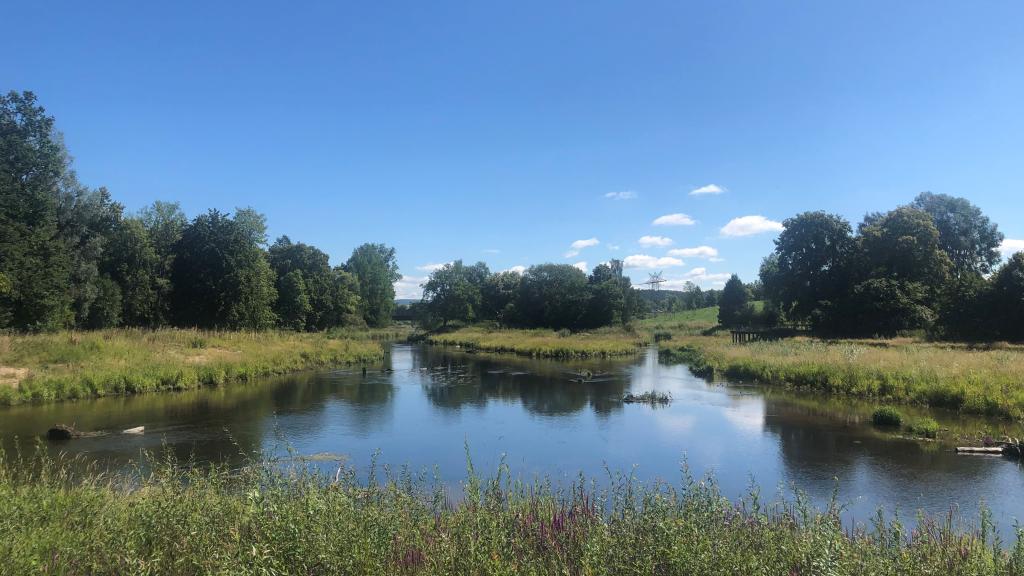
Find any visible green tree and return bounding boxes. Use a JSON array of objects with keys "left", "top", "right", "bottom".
[
  {"left": 990, "top": 253, "right": 1024, "bottom": 341},
  {"left": 517, "top": 264, "right": 590, "bottom": 329},
  {"left": 277, "top": 270, "right": 312, "bottom": 331},
  {"left": 763, "top": 211, "right": 854, "bottom": 324},
  {"left": 85, "top": 276, "right": 123, "bottom": 329},
  {"left": 345, "top": 243, "right": 400, "bottom": 327},
  {"left": 0, "top": 91, "right": 73, "bottom": 331},
  {"left": 421, "top": 260, "right": 489, "bottom": 327},
  {"left": 480, "top": 271, "right": 522, "bottom": 325},
  {"left": 139, "top": 201, "right": 187, "bottom": 324},
  {"left": 584, "top": 260, "right": 637, "bottom": 327},
  {"left": 718, "top": 274, "right": 750, "bottom": 328},
  {"left": 101, "top": 217, "right": 160, "bottom": 326},
  {"left": 910, "top": 192, "right": 1003, "bottom": 277},
  {"left": 170, "top": 210, "right": 277, "bottom": 329}
]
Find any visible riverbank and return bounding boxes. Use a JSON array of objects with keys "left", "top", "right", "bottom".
[
  {"left": 0, "top": 451, "right": 1018, "bottom": 575},
  {"left": 645, "top": 308, "right": 1024, "bottom": 419},
  {"left": 423, "top": 326, "right": 647, "bottom": 358},
  {"left": 0, "top": 328, "right": 403, "bottom": 405}
]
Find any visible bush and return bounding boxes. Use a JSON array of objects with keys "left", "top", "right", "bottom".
[
  {"left": 872, "top": 406, "right": 903, "bottom": 427},
  {"left": 906, "top": 418, "right": 940, "bottom": 438},
  {"left": 653, "top": 330, "right": 672, "bottom": 342}
]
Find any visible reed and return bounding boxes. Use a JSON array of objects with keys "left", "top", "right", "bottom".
[
  {"left": 0, "top": 448, "right": 1020, "bottom": 575},
  {"left": 0, "top": 328, "right": 394, "bottom": 405}
]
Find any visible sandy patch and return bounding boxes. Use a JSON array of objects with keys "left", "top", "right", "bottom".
[{"left": 0, "top": 366, "right": 29, "bottom": 389}]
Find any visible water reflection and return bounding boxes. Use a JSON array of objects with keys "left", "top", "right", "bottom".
[{"left": 1, "top": 343, "right": 1022, "bottom": 534}]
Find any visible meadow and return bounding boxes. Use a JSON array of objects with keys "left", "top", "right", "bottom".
[
  {"left": 0, "top": 449, "right": 1019, "bottom": 575},
  {"left": 0, "top": 328, "right": 400, "bottom": 405},
  {"left": 424, "top": 326, "right": 647, "bottom": 358},
  {"left": 646, "top": 307, "right": 1024, "bottom": 419}
]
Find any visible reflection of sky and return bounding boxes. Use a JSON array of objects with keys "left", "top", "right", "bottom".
[{"left": 3, "top": 343, "right": 1024, "bottom": 537}]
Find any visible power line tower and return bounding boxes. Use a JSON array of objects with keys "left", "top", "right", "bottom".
[{"left": 643, "top": 271, "right": 666, "bottom": 291}]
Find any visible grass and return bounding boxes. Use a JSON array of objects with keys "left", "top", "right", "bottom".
[
  {"left": 424, "top": 326, "right": 648, "bottom": 358},
  {"left": 1, "top": 448, "right": 1021, "bottom": 575},
  {"left": 907, "top": 417, "right": 941, "bottom": 439},
  {"left": 0, "top": 328, "right": 401, "bottom": 405},
  {"left": 656, "top": 323, "right": 1024, "bottom": 419},
  {"left": 872, "top": 407, "right": 904, "bottom": 427}
]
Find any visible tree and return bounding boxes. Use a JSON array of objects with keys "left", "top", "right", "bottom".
[
  {"left": 480, "top": 271, "right": 522, "bottom": 324},
  {"left": 0, "top": 91, "right": 73, "bottom": 330},
  {"left": 345, "top": 243, "right": 401, "bottom": 327},
  {"left": 990, "top": 253, "right": 1024, "bottom": 341},
  {"left": 139, "top": 201, "right": 187, "bottom": 324},
  {"left": 517, "top": 264, "right": 590, "bottom": 329},
  {"left": 583, "top": 260, "right": 637, "bottom": 327},
  {"left": 718, "top": 274, "right": 750, "bottom": 328},
  {"left": 170, "top": 209, "right": 277, "bottom": 329},
  {"left": 764, "top": 211, "right": 854, "bottom": 324},
  {"left": 102, "top": 217, "right": 160, "bottom": 326},
  {"left": 421, "top": 260, "right": 489, "bottom": 327},
  {"left": 277, "top": 270, "right": 312, "bottom": 331},
  {"left": 910, "top": 192, "right": 1003, "bottom": 277}
]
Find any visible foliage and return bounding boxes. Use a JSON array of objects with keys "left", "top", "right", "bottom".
[
  {"left": 0, "top": 450, "right": 1021, "bottom": 575},
  {"left": 717, "top": 275, "right": 751, "bottom": 328},
  {"left": 346, "top": 243, "right": 401, "bottom": 328},
  {"left": 425, "top": 327, "right": 646, "bottom": 358},
  {"left": 906, "top": 417, "right": 940, "bottom": 439},
  {"left": 990, "top": 253, "right": 1024, "bottom": 342},
  {"left": 871, "top": 407, "right": 903, "bottom": 427},
  {"left": 276, "top": 270, "right": 312, "bottom": 331},
  {"left": 421, "top": 260, "right": 489, "bottom": 327},
  {"left": 911, "top": 191, "right": 1004, "bottom": 277},
  {"left": 0, "top": 328, "right": 388, "bottom": 405},
  {"left": 657, "top": 334, "right": 1024, "bottom": 419}
]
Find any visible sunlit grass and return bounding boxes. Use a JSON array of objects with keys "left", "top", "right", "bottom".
[
  {"left": 0, "top": 328, "right": 400, "bottom": 405},
  {"left": 425, "top": 326, "right": 647, "bottom": 358},
  {"left": 659, "top": 332, "right": 1024, "bottom": 419},
  {"left": 0, "top": 448, "right": 1020, "bottom": 575}
]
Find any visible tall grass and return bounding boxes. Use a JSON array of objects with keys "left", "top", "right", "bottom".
[
  {"left": 0, "top": 448, "right": 1020, "bottom": 575},
  {"left": 425, "top": 327, "right": 647, "bottom": 358},
  {"left": 0, "top": 328, "right": 394, "bottom": 405},
  {"left": 660, "top": 334, "right": 1024, "bottom": 419}
]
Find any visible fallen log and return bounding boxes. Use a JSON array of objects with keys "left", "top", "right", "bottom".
[{"left": 955, "top": 446, "right": 1005, "bottom": 454}]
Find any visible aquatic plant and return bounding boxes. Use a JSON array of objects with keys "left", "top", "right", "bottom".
[
  {"left": 906, "top": 418, "right": 940, "bottom": 439},
  {"left": 0, "top": 448, "right": 1021, "bottom": 575},
  {"left": 872, "top": 407, "right": 903, "bottom": 427}
]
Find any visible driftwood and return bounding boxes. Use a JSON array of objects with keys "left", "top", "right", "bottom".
[
  {"left": 956, "top": 438, "right": 1023, "bottom": 458},
  {"left": 955, "top": 446, "right": 1005, "bottom": 454}
]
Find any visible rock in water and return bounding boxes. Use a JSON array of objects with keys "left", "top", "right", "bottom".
[{"left": 47, "top": 424, "right": 78, "bottom": 441}]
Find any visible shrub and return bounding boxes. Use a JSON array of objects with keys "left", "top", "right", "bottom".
[
  {"left": 653, "top": 330, "right": 673, "bottom": 342},
  {"left": 907, "top": 417, "right": 940, "bottom": 439},
  {"left": 872, "top": 406, "right": 903, "bottom": 427}
]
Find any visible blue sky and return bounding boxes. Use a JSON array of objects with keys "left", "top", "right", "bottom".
[{"left": 5, "top": 1, "right": 1023, "bottom": 298}]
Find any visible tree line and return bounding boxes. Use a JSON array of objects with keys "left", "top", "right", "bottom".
[
  {"left": 416, "top": 260, "right": 640, "bottom": 330},
  {"left": 0, "top": 91, "right": 401, "bottom": 332},
  {"left": 717, "top": 191, "right": 1023, "bottom": 340}
]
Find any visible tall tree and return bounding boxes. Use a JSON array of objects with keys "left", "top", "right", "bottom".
[
  {"left": 517, "top": 264, "right": 590, "bottom": 329},
  {"left": 0, "top": 91, "right": 73, "bottom": 330},
  {"left": 718, "top": 274, "right": 751, "bottom": 328},
  {"left": 170, "top": 210, "right": 277, "bottom": 329},
  {"left": 277, "top": 270, "right": 312, "bottom": 331},
  {"left": 101, "top": 217, "right": 160, "bottom": 326},
  {"left": 480, "top": 271, "right": 522, "bottom": 325},
  {"left": 910, "top": 192, "right": 1003, "bottom": 277},
  {"left": 139, "top": 201, "right": 187, "bottom": 324},
  {"left": 990, "top": 253, "right": 1024, "bottom": 341},
  {"left": 345, "top": 243, "right": 400, "bottom": 327},
  {"left": 421, "top": 260, "right": 489, "bottom": 327},
  {"left": 763, "top": 211, "right": 854, "bottom": 324}
]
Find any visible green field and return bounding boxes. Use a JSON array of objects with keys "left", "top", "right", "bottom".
[
  {"left": 0, "top": 328, "right": 400, "bottom": 405},
  {"left": 0, "top": 450, "right": 1019, "bottom": 575},
  {"left": 424, "top": 326, "right": 647, "bottom": 358}
]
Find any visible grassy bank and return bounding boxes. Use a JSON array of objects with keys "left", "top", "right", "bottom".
[
  {"left": 1, "top": 451, "right": 1020, "bottom": 575},
  {"left": 655, "top": 324, "right": 1024, "bottom": 419},
  {"left": 0, "top": 328, "right": 400, "bottom": 405},
  {"left": 424, "top": 326, "right": 647, "bottom": 358}
]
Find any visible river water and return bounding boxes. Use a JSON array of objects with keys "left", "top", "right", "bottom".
[{"left": 2, "top": 343, "right": 1022, "bottom": 533}]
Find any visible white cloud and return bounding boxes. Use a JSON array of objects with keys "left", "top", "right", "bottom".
[
  {"left": 565, "top": 237, "right": 599, "bottom": 258},
  {"left": 416, "top": 262, "right": 451, "bottom": 272},
  {"left": 639, "top": 235, "right": 673, "bottom": 247},
  {"left": 690, "top": 184, "right": 725, "bottom": 196},
  {"left": 651, "top": 267, "right": 733, "bottom": 290},
  {"left": 623, "top": 254, "right": 684, "bottom": 269},
  {"left": 652, "top": 213, "right": 696, "bottom": 226},
  {"left": 573, "top": 261, "right": 588, "bottom": 272},
  {"left": 393, "top": 274, "right": 426, "bottom": 300},
  {"left": 1000, "top": 239, "right": 1024, "bottom": 258},
  {"left": 668, "top": 245, "right": 719, "bottom": 259},
  {"left": 608, "top": 244, "right": 621, "bottom": 251},
  {"left": 506, "top": 265, "right": 527, "bottom": 274},
  {"left": 604, "top": 190, "right": 637, "bottom": 200},
  {"left": 720, "top": 215, "right": 783, "bottom": 237},
  {"left": 482, "top": 248, "right": 501, "bottom": 254}
]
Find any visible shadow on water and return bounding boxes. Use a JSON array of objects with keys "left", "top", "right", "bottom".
[{"left": 1, "top": 342, "right": 1023, "bottom": 535}]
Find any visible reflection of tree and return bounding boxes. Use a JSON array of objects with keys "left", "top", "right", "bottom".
[{"left": 415, "top": 346, "right": 629, "bottom": 416}]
